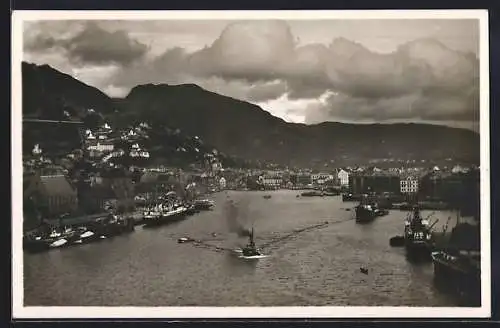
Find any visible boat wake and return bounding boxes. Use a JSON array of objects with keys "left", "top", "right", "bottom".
[{"left": 238, "top": 254, "right": 269, "bottom": 259}]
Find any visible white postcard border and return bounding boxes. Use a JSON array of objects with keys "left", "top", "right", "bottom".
[{"left": 11, "top": 9, "right": 491, "bottom": 319}]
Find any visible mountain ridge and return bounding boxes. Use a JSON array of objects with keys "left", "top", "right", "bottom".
[{"left": 21, "top": 61, "right": 480, "bottom": 167}]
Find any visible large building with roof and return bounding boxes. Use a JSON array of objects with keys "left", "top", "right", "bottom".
[{"left": 38, "top": 174, "right": 78, "bottom": 216}]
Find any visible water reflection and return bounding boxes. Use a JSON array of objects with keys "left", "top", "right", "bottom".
[{"left": 24, "top": 191, "right": 463, "bottom": 307}]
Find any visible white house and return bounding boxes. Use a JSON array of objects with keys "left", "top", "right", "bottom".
[
  {"left": 32, "top": 144, "right": 42, "bottom": 156},
  {"left": 219, "top": 177, "right": 227, "bottom": 189},
  {"left": 260, "top": 175, "right": 282, "bottom": 187},
  {"left": 452, "top": 165, "right": 468, "bottom": 174},
  {"left": 400, "top": 176, "right": 419, "bottom": 194},
  {"left": 140, "top": 151, "right": 150, "bottom": 158},
  {"left": 311, "top": 173, "right": 333, "bottom": 185},
  {"left": 337, "top": 169, "right": 350, "bottom": 186},
  {"left": 87, "top": 142, "right": 114, "bottom": 152}
]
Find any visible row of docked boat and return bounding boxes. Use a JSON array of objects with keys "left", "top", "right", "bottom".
[
  {"left": 23, "top": 214, "right": 135, "bottom": 253},
  {"left": 142, "top": 198, "right": 215, "bottom": 227}
]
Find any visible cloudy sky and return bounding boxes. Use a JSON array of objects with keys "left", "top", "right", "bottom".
[{"left": 23, "top": 19, "right": 480, "bottom": 131}]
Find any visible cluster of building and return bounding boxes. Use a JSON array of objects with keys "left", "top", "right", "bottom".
[
  {"left": 22, "top": 112, "right": 480, "bottom": 229},
  {"left": 22, "top": 118, "right": 233, "bottom": 230},
  {"left": 218, "top": 164, "right": 479, "bottom": 202}
]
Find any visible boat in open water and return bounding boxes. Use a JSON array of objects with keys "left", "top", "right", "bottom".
[{"left": 234, "top": 227, "right": 267, "bottom": 259}]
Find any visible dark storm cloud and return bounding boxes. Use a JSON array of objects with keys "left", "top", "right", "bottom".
[
  {"left": 23, "top": 19, "right": 480, "bottom": 128},
  {"left": 25, "top": 22, "right": 148, "bottom": 66}
]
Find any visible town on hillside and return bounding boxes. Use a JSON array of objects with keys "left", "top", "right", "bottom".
[{"left": 23, "top": 115, "right": 480, "bottom": 231}]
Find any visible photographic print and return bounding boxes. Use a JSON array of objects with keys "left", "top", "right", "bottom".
[{"left": 11, "top": 10, "right": 490, "bottom": 318}]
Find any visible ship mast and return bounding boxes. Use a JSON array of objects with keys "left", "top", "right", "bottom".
[{"left": 249, "top": 225, "right": 255, "bottom": 247}]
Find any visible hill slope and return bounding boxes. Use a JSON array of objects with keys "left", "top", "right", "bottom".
[
  {"left": 21, "top": 62, "right": 480, "bottom": 166},
  {"left": 120, "top": 83, "right": 479, "bottom": 166}
]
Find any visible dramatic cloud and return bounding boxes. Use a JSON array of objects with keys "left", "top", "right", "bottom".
[
  {"left": 22, "top": 19, "right": 480, "bottom": 130},
  {"left": 25, "top": 22, "right": 148, "bottom": 66}
]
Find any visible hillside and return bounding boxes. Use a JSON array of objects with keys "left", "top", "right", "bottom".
[
  {"left": 22, "top": 62, "right": 116, "bottom": 119},
  {"left": 120, "top": 84, "right": 479, "bottom": 166},
  {"left": 21, "top": 62, "right": 480, "bottom": 167}
]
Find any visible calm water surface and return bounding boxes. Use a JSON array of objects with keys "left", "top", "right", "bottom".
[{"left": 24, "top": 190, "right": 460, "bottom": 306}]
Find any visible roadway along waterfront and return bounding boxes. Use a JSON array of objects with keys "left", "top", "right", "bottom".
[{"left": 24, "top": 190, "right": 462, "bottom": 306}]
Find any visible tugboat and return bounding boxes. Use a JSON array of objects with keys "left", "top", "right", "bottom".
[
  {"left": 237, "top": 227, "right": 266, "bottom": 259},
  {"left": 404, "top": 206, "right": 433, "bottom": 255}
]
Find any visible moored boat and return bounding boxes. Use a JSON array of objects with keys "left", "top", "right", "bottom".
[
  {"left": 301, "top": 190, "right": 324, "bottom": 197},
  {"left": 355, "top": 203, "right": 377, "bottom": 223},
  {"left": 431, "top": 249, "right": 481, "bottom": 305},
  {"left": 431, "top": 214, "right": 481, "bottom": 305},
  {"left": 143, "top": 205, "right": 188, "bottom": 227},
  {"left": 193, "top": 199, "right": 215, "bottom": 211},
  {"left": 403, "top": 206, "right": 434, "bottom": 256}
]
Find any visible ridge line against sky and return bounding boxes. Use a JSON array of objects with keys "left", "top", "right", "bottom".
[{"left": 22, "top": 19, "right": 480, "bottom": 132}]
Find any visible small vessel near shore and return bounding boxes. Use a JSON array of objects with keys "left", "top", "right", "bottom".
[
  {"left": 355, "top": 203, "right": 377, "bottom": 223},
  {"left": 193, "top": 199, "right": 215, "bottom": 211},
  {"left": 301, "top": 190, "right": 324, "bottom": 197},
  {"left": 143, "top": 203, "right": 188, "bottom": 227},
  {"left": 342, "top": 193, "right": 363, "bottom": 202},
  {"left": 354, "top": 194, "right": 389, "bottom": 223},
  {"left": 24, "top": 226, "right": 86, "bottom": 252},
  {"left": 90, "top": 214, "right": 135, "bottom": 236}
]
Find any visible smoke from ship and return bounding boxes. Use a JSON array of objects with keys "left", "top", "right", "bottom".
[{"left": 224, "top": 196, "right": 252, "bottom": 238}]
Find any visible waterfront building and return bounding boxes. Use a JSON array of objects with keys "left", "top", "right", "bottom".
[
  {"left": 349, "top": 171, "right": 401, "bottom": 194},
  {"left": 219, "top": 177, "right": 227, "bottom": 190},
  {"left": 337, "top": 169, "right": 350, "bottom": 187},
  {"left": 311, "top": 172, "right": 334, "bottom": 185},
  {"left": 290, "top": 172, "right": 312, "bottom": 186},
  {"left": 260, "top": 173, "right": 283, "bottom": 188},
  {"left": 39, "top": 174, "right": 79, "bottom": 216},
  {"left": 400, "top": 175, "right": 419, "bottom": 194},
  {"left": 32, "top": 144, "right": 42, "bottom": 156}
]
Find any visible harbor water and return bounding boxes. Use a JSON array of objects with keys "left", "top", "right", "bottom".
[{"left": 24, "top": 190, "right": 464, "bottom": 306}]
